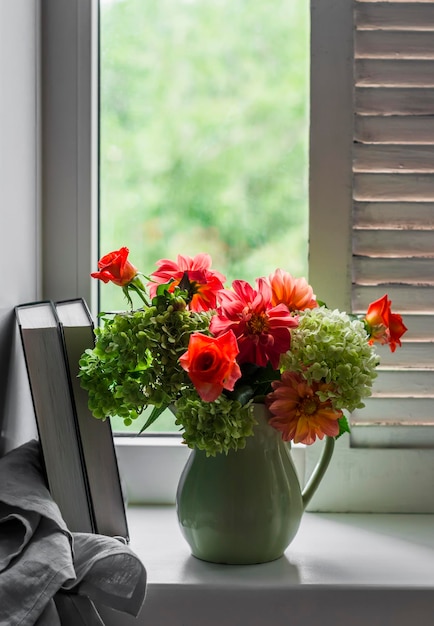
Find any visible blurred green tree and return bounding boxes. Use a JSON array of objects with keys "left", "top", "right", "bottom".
[{"left": 100, "top": 0, "right": 309, "bottom": 313}]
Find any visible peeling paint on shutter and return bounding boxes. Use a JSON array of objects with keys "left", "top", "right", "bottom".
[{"left": 351, "top": 0, "right": 434, "bottom": 447}]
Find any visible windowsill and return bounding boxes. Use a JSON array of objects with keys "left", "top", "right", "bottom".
[
  {"left": 115, "top": 437, "right": 305, "bottom": 505},
  {"left": 99, "top": 506, "right": 434, "bottom": 626}
]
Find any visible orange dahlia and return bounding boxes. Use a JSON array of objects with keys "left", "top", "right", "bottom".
[
  {"left": 266, "top": 371, "right": 342, "bottom": 445},
  {"left": 267, "top": 268, "right": 317, "bottom": 312}
]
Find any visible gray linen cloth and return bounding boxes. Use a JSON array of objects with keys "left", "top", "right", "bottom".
[{"left": 0, "top": 440, "right": 146, "bottom": 626}]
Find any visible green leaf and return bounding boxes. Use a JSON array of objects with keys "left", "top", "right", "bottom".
[
  {"left": 138, "top": 404, "right": 169, "bottom": 434},
  {"left": 336, "top": 415, "right": 351, "bottom": 439},
  {"left": 226, "top": 384, "right": 255, "bottom": 406},
  {"left": 156, "top": 282, "right": 172, "bottom": 297},
  {"left": 235, "top": 362, "right": 280, "bottom": 398}
]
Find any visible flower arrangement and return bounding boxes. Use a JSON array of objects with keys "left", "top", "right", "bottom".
[{"left": 79, "top": 247, "right": 407, "bottom": 456}]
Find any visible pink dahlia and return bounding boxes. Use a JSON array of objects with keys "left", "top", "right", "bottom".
[
  {"left": 148, "top": 253, "right": 226, "bottom": 312},
  {"left": 210, "top": 278, "right": 298, "bottom": 369}
]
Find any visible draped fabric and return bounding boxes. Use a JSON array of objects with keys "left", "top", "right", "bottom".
[{"left": 0, "top": 440, "right": 146, "bottom": 626}]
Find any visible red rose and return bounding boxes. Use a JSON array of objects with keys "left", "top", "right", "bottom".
[
  {"left": 91, "top": 247, "right": 138, "bottom": 286},
  {"left": 364, "top": 295, "right": 407, "bottom": 353},
  {"left": 179, "top": 331, "right": 242, "bottom": 402}
]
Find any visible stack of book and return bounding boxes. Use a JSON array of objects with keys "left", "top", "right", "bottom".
[{"left": 15, "top": 298, "right": 129, "bottom": 542}]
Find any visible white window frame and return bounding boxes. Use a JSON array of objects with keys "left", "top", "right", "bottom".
[
  {"left": 40, "top": 0, "right": 98, "bottom": 307},
  {"left": 41, "top": 0, "right": 434, "bottom": 512}
]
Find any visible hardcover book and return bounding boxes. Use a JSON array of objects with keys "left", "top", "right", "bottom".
[
  {"left": 55, "top": 298, "right": 129, "bottom": 541},
  {"left": 16, "top": 301, "right": 94, "bottom": 533},
  {"left": 16, "top": 299, "right": 129, "bottom": 541}
]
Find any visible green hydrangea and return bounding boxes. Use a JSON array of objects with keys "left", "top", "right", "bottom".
[
  {"left": 281, "top": 307, "right": 380, "bottom": 412},
  {"left": 79, "top": 289, "right": 211, "bottom": 425},
  {"left": 174, "top": 391, "right": 257, "bottom": 456}
]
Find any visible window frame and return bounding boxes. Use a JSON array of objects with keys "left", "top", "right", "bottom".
[
  {"left": 40, "top": 0, "right": 99, "bottom": 308},
  {"left": 41, "top": 0, "right": 434, "bottom": 512}
]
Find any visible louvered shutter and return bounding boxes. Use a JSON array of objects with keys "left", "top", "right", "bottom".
[{"left": 351, "top": 0, "right": 434, "bottom": 446}]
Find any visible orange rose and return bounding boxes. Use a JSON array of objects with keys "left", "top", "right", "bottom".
[
  {"left": 364, "top": 295, "right": 407, "bottom": 353},
  {"left": 179, "top": 331, "right": 242, "bottom": 402},
  {"left": 91, "top": 247, "right": 138, "bottom": 286}
]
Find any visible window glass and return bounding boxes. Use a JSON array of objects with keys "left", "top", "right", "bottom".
[{"left": 99, "top": 0, "right": 309, "bottom": 432}]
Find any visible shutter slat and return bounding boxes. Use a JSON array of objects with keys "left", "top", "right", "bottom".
[
  {"left": 353, "top": 256, "right": 434, "bottom": 284},
  {"left": 355, "top": 115, "right": 434, "bottom": 144},
  {"left": 352, "top": 398, "right": 434, "bottom": 422},
  {"left": 399, "top": 314, "right": 434, "bottom": 339},
  {"left": 356, "top": 30, "right": 434, "bottom": 59},
  {"left": 353, "top": 229, "right": 434, "bottom": 256},
  {"left": 354, "top": 173, "right": 434, "bottom": 200},
  {"left": 374, "top": 342, "right": 434, "bottom": 367},
  {"left": 378, "top": 345, "right": 434, "bottom": 368},
  {"left": 350, "top": 310, "right": 434, "bottom": 340},
  {"left": 358, "top": 1, "right": 434, "bottom": 3},
  {"left": 354, "top": 144, "right": 434, "bottom": 171},
  {"left": 373, "top": 369, "right": 434, "bottom": 396},
  {"left": 353, "top": 285, "right": 434, "bottom": 312},
  {"left": 356, "top": 3, "right": 434, "bottom": 31},
  {"left": 356, "top": 86, "right": 434, "bottom": 114},
  {"left": 354, "top": 202, "right": 434, "bottom": 227},
  {"left": 350, "top": 425, "right": 434, "bottom": 449},
  {"left": 356, "top": 59, "right": 434, "bottom": 86}
]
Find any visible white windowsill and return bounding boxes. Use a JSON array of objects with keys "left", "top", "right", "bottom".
[
  {"left": 115, "top": 437, "right": 306, "bottom": 506},
  {"left": 99, "top": 506, "right": 434, "bottom": 626},
  {"left": 114, "top": 436, "right": 434, "bottom": 513}
]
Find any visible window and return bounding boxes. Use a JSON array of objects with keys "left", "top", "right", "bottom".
[
  {"left": 40, "top": 0, "right": 434, "bottom": 512},
  {"left": 98, "top": 0, "right": 309, "bottom": 434}
]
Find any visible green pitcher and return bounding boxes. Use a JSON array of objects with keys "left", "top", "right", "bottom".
[{"left": 176, "top": 403, "right": 335, "bottom": 564}]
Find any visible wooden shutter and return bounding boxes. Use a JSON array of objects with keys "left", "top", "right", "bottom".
[{"left": 351, "top": 0, "right": 434, "bottom": 447}]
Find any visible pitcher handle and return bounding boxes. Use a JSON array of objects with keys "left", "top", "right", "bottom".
[{"left": 301, "top": 436, "right": 335, "bottom": 509}]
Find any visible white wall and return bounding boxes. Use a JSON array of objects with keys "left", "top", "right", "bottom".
[{"left": 0, "top": 1, "right": 40, "bottom": 453}]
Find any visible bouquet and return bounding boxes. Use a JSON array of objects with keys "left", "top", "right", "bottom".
[{"left": 79, "top": 247, "right": 407, "bottom": 456}]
